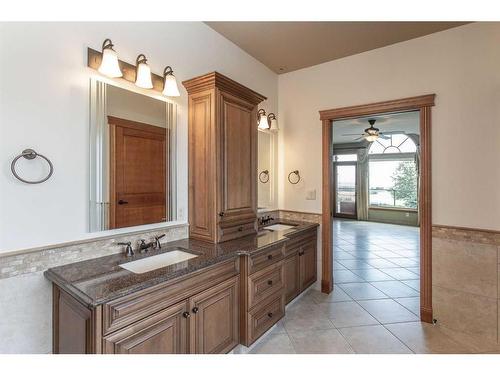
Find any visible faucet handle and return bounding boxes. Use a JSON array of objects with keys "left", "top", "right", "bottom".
[
  {"left": 154, "top": 234, "right": 166, "bottom": 249},
  {"left": 118, "top": 242, "right": 134, "bottom": 257}
]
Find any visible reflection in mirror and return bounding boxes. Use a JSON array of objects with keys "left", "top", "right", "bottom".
[
  {"left": 257, "top": 130, "right": 274, "bottom": 210},
  {"left": 89, "top": 79, "right": 176, "bottom": 232}
]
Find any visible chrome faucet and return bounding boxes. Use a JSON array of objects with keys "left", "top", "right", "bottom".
[
  {"left": 259, "top": 215, "right": 274, "bottom": 226},
  {"left": 153, "top": 234, "right": 166, "bottom": 249},
  {"left": 138, "top": 239, "right": 155, "bottom": 253},
  {"left": 118, "top": 241, "right": 134, "bottom": 257}
]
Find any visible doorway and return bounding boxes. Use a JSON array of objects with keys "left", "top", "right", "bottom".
[
  {"left": 319, "top": 94, "right": 435, "bottom": 323},
  {"left": 334, "top": 162, "right": 357, "bottom": 219}
]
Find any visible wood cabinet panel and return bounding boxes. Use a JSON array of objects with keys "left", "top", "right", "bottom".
[
  {"left": 189, "top": 276, "right": 239, "bottom": 354},
  {"left": 188, "top": 90, "right": 216, "bottom": 241},
  {"left": 300, "top": 239, "right": 317, "bottom": 290},
  {"left": 284, "top": 252, "right": 300, "bottom": 304},
  {"left": 103, "top": 301, "right": 189, "bottom": 354}
]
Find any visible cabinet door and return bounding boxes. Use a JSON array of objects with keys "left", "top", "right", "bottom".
[
  {"left": 189, "top": 276, "right": 239, "bottom": 354},
  {"left": 299, "top": 241, "right": 317, "bottom": 291},
  {"left": 284, "top": 252, "right": 300, "bottom": 304},
  {"left": 102, "top": 301, "right": 189, "bottom": 354},
  {"left": 218, "top": 92, "right": 257, "bottom": 224}
]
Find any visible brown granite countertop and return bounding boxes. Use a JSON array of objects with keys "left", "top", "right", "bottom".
[{"left": 44, "top": 220, "right": 318, "bottom": 308}]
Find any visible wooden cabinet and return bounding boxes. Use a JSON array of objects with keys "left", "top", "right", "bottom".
[
  {"left": 189, "top": 276, "right": 239, "bottom": 354},
  {"left": 53, "top": 260, "right": 240, "bottom": 354},
  {"left": 183, "top": 72, "right": 266, "bottom": 243},
  {"left": 103, "top": 301, "right": 189, "bottom": 354},
  {"left": 284, "top": 229, "right": 318, "bottom": 304}
]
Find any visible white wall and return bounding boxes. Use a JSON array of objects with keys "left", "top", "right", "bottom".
[
  {"left": 278, "top": 22, "right": 500, "bottom": 230},
  {"left": 0, "top": 22, "right": 278, "bottom": 252}
]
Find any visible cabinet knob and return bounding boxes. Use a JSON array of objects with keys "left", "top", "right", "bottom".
[
  {"left": 267, "top": 280, "right": 273, "bottom": 286},
  {"left": 118, "top": 199, "right": 128, "bottom": 205},
  {"left": 267, "top": 254, "right": 273, "bottom": 260},
  {"left": 267, "top": 312, "right": 273, "bottom": 318},
  {"left": 218, "top": 211, "right": 225, "bottom": 217},
  {"left": 299, "top": 250, "right": 305, "bottom": 256},
  {"left": 238, "top": 226, "right": 243, "bottom": 232},
  {"left": 182, "top": 312, "right": 190, "bottom": 318},
  {"left": 192, "top": 307, "right": 199, "bottom": 314}
]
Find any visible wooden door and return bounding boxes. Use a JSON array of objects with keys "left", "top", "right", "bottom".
[
  {"left": 299, "top": 240, "right": 317, "bottom": 291},
  {"left": 218, "top": 92, "right": 257, "bottom": 226},
  {"left": 109, "top": 116, "right": 167, "bottom": 229},
  {"left": 284, "top": 252, "right": 300, "bottom": 304},
  {"left": 102, "top": 301, "right": 189, "bottom": 354},
  {"left": 189, "top": 276, "right": 239, "bottom": 354}
]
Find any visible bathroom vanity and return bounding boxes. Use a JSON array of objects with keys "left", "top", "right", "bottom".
[{"left": 45, "top": 222, "right": 318, "bottom": 354}]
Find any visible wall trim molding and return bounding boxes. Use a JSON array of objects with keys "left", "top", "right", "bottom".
[{"left": 433, "top": 224, "right": 500, "bottom": 246}]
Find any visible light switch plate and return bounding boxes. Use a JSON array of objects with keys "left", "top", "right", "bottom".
[{"left": 306, "top": 189, "right": 316, "bottom": 200}]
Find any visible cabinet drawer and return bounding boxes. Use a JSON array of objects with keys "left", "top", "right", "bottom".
[
  {"left": 248, "top": 261, "right": 284, "bottom": 309},
  {"left": 247, "top": 292, "right": 285, "bottom": 345},
  {"left": 218, "top": 220, "right": 256, "bottom": 242},
  {"left": 285, "top": 231, "right": 317, "bottom": 256},
  {"left": 248, "top": 243, "right": 284, "bottom": 274}
]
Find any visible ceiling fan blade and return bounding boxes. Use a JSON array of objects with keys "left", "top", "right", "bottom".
[
  {"left": 379, "top": 135, "right": 390, "bottom": 140},
  {"left": 379, "top": 131, "right": 407, "bottom": 135},
  {"left": 354, "top": 136, "right": 364, "bottom": 141},
  {"left": 341, "top": 133, "right": 364, "bottom": 136}
]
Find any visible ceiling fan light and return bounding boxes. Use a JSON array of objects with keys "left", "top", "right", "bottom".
[{"left": 364, "top": 134, "right": 379, "bottom": 142}]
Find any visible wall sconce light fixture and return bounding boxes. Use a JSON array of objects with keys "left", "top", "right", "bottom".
[
  {"left": 257, "top": 109, "right": 279, "bottom": 131},
  {"left": 135, "top": 54, "right": 153, "bottom": 89},
  {"left": 162, "top": 66, "right": 180, "bottom": 97},
  {"left": 268, "top": 113, "right": 279, "bottom": 131},
  {"left": 258, "top": 109, "right": 269, "bottom": 130},
  {"left": 98, "top": 39, "right": 122, "bottom": 78}
]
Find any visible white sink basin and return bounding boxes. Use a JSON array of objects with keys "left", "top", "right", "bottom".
[
  {"left": 265, "top": 224, "right": 297, "bottom": 231},
  {"left": 120, "top": 250, "right": 198, "bottom": 274}
]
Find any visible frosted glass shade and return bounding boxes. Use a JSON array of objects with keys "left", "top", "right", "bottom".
[
  {"left": 364, "top": 134, "right": 379, "bottom": 142},
  {"left": 162, "top": 74, "right": 180, "bottom": 97},
  {"left": 135, "top": 62, "right": 153, "bottom": 89},
  {"left": 258, "top": 114, "right": 269, "bottom": 130},
  {"left": 98, "top": 48, "right": 122, "bottom": 78},
  {"left": 269, "top": 118, "right": 279, "bottom": 131}
]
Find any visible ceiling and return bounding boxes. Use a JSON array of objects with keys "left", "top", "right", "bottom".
[
  {"left": 332, "top": 111, "right": 420, "bottom": 144},
  {"left": 205, "top": 22, "right": 468, "bottom": 73}
]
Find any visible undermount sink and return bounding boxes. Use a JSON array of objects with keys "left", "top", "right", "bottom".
[
  {"left": 120, "top": 249, "right": 198, "bottom": 274},
  {"left": 264, "top": 224, "right": 297, "bottom": 231},
  {"left": 257, "top": 229, "right": 272, "bottom": 236}
]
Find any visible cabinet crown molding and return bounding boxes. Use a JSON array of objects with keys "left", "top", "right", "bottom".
[{"left": 182, "top": 71, "right": 267, "bottom": 105}]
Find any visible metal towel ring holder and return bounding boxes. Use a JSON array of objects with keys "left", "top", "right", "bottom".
[
  {"left": 259, "top": 170, "right": 269, "bottom": 183},
  {"left": 288, "top": 170, "right": 301, "bottom": 185},
  {"left": 11, "top": 149, "right": 54, "bottom": 184}
]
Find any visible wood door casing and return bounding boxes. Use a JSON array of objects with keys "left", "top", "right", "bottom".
[
  {"left": 109, "top": 116, "right": 167, "bottom": 230},
  {"left": 102, "top": 301, "right": 189, "bottom": 354},
  {"left": 189, "top": 276, "right": 239, "bottom": 354},
  {"left": 218, "top": 92, "right": 257, "bottom": 225}
]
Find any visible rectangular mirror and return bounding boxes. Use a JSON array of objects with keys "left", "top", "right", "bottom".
[
  {"left": 257, "top": 129, "right": 275, "bottom": 210},
  {"left": 89, "top": 79, "right": 177, "bottom": 232}
]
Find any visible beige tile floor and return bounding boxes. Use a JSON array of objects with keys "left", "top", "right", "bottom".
[{"left": 240, "top": 220, "right": 481, "bottom": 354}]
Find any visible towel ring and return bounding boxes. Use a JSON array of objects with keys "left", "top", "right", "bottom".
[
  {"left": 11, "top": 149, "right": 54, "bottom": 184},
  {"left": 259, "top": 170, "right": 269, "bottom": 183},
  {"left": 288, "top": 170, "right": 301, "bottom": 185}
]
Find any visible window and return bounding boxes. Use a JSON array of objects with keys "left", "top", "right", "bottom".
[
  {"left": 368, "top": 134, "right": 418, "bottom": 210},
  {"left": 334, "top": 153, "right": 357, "bottom": 162},
  {"left": 368, "top": 134, "right": 417, "bottom": 155},
  {"left": 369, "top": 159, "right": 418, "bottom": 209}
]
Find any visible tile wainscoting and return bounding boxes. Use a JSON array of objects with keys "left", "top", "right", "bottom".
[
  {"left": 432, "top": 225, "right": 500, "bottom": 351},
  {"left": 0, "top": 224, "right": 188, "bottom": 354}
]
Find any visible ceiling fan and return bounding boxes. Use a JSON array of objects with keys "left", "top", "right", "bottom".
[{"left": 341, "top": 119, "right": 402, "bottom": 142}]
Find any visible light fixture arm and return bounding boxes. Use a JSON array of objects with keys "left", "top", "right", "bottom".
[
  {"left": 267, "top": 112, "right": 276, "bottom": 121},
  {"left": 102, "top": 38, "right": 115, "bottom": 51},
  {"left": 257, "top": 108, "right": 267, "bottom": 117},
  {"left": 136, "top": 54, "right": 148, "bottom": 65},
  {"left": 163, "top": 66, "right": 174, "bottom": 77}
]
